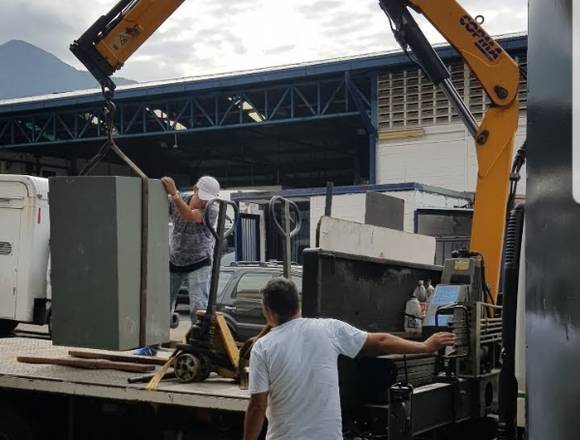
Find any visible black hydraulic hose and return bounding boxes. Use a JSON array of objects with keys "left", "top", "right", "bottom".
[
  {"left": 379, "top": 0, "right": 450, "bottom": 85},
  {"left": 497, "top": 204, "right": 525, "bottom": 440},
  {"left": 77, "top": 0, "right": 133, "bottom": 43},
  {"left": 508, "top": 142, "right": 527, "bottom": 211}
]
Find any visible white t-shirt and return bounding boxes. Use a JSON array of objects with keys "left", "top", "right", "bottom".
[{"left": 249, "top": 318, "right": 368, "bottom": 440}]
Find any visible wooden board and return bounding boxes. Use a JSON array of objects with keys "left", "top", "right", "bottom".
[
  {"left": 17, "top": 356, "right": 155, "bottom": 373},
  {"left": 215, "top": 313, "right": 239, "bottom": 369},
  {"left": 69, "top": 350, "right": 166, "bottom": 366},
  {"left": 1, "top": 338, "right": 250, "bottom": 413}
]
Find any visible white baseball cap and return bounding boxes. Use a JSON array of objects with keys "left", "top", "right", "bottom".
[{"left": 195, "top": 176, "right": 220, "bottom": 201}]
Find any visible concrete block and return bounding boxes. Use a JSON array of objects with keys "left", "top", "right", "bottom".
[
  {"left": 49, "top": 176, "right": 169, "bottom": 350},
  {"left": 364, "top": 192, "right": 404, "bottom": 230},
  {"left": 310, "top": 192, "right": 405, "bottom": 246},
  {"left": 317, "top": 216, "right": 436, "bottom": 266}
]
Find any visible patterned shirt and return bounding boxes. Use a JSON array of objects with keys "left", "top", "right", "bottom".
[{"left": 169, "top": 196, "right": 218, "bottom": 267}]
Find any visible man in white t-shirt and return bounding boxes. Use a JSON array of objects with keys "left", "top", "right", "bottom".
[{"left": 243, "top": 277, "right": 455, "bottom": 440}]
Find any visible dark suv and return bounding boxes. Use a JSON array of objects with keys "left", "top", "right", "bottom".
[{"left": 178, "top": 262, "right": 302, "bottom": 341}]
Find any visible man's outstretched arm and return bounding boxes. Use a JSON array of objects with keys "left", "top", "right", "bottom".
[
  {"left": 362, "top": 332, "right": 455, "bottom": 357},
  {"left": 243, "top": 392, "right": 268, "bottom": 440}
]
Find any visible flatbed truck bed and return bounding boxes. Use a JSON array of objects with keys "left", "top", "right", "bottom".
[
  {"left": 0, "top": 336, "right": 251, "bottom": 439},
  {"left": 0, "top": 336, "right": 500, "bottom": 440},
  {"left": 0, "top": 337, "right": 250, "bottom": 413}
]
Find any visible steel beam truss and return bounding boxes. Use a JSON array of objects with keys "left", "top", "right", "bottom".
[{"left": 0, "top": 73, "right": 374, "bottom": 149}]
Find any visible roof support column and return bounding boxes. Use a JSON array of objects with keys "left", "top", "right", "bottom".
[{"left": 369, "top": 71, "right": 379, "bottom": 184}]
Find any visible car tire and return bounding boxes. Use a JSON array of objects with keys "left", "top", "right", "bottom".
[{"left": 0, "top": 319, "right": 17, "bottom": 337}]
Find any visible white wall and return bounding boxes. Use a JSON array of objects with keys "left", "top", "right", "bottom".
[
  {"left": 310, "top": 193, "right": 367, "bottom": 246},
  {"left": 310, "top": 190, "right": 470, "bottom": 246},
  {"left": 377, "top": 117, "right": 527, "bottom": 194}
]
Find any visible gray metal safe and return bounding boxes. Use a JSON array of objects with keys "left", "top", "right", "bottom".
[{"left": 49, "top": 176, "right": 169, "bottom": 350}]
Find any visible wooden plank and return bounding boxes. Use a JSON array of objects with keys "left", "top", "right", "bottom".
[
  {"left": 0, "top": 338, "right": 249, "bottom": 412},
  {"left": 216, "top": 368, "right": 237, "bottom": 379},
  {"left": 128, "top": 370, "right": 176, "bottom": 384},
  {"left": 68, "top": 350, "right": 166, "bottom": 366},
  {"left": 17, "top": 356, "right": 155, "bottom": 373},
  {"left": 216, "top": 313, "right": 239, "bottom": 369}
]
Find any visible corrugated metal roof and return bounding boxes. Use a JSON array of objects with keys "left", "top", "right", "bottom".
[{"left": 0, "top": 33, "right": 527, "bottom": 115}]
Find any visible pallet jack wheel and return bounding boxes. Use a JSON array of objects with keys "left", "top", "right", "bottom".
[{"left": 174, "top": 353, "right": 201, "bottom": 383}]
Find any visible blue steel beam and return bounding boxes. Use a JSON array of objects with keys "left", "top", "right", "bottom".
[
  {"left": 344, "top": 71, "right": 376, "bottom": 137},
  {"left": 0, "top": 74, "right": 370, "bottom": 148},
  {"left": 0, "top": 114, "right": 364, "bottom": 148}
]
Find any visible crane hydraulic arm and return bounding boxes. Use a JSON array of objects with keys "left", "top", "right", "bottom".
[
  {"left": 379, "top": 0, "right": 521, "bottom": 304},
  {"left": 71, "top": 0, "right": 186, "bottom": 91}
]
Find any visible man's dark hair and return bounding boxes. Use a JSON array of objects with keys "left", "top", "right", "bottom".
[{"left": 261, "top": 277, "right": 300, "bottom": 323}]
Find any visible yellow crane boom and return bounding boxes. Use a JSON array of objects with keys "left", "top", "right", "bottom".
[
  {"left": 380, "top": 0, "right": 520, "bottom": 304},
  {"left": 71, "top": 0, "right": 186, "bottom": 91}
]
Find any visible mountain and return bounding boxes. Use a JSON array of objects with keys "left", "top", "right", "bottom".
[{"left": 0, "top": 40, "right": 137, "bottom": 100}]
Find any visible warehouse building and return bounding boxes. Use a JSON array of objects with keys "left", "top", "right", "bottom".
[
  {"left": 0, "top": 34, "right": 526, "bottom": 194},
  {"left": 0, "top": 34, "right": 527, "bottom": 262}
]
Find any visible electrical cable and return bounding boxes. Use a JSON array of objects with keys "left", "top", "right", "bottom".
[
  {"left": 466, "top": 250, "right": 495, "bottom": 306},
  {"left": 480, "top": 256, "right": 494, "bottom": 306}
]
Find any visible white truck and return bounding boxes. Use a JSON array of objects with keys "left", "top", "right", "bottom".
[
  {"left": 0, "top": 175, "right": 51, "bottom": 336},
  {"left": 0, "top": 174, "right": 527, "bottom": 439}
]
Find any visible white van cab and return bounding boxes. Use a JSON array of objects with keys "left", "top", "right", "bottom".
[{"left": 0, "top": 175, "right": 50, "bottom": 335}]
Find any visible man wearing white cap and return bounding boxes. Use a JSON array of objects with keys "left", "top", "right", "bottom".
[{"left": 135, "top": 175, "right": 220, "bottom": 356}]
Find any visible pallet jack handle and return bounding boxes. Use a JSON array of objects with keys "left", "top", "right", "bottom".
[
  {"left": 204, "top": 199, "right": 239, "bottom": 318},
  {"left": 268, "top": 196, "right": 302, "bottom": 279}
]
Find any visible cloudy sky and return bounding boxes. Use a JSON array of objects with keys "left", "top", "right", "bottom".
[{"left": 0, "top": 0, "right": 527, "bottom": 83}]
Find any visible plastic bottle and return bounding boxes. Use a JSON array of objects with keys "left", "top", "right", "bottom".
[
  {"left": 426, "top": 280, "right": 435, "bottom": 301},
  {"left": 404, "top": 296, "right": 423, "bottom": 335},
  {"left": 413, "top": 280, "right": 427, "bottom": 302}
]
